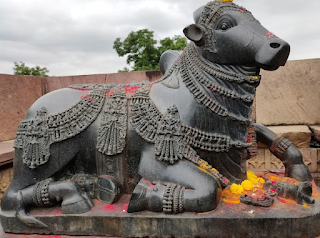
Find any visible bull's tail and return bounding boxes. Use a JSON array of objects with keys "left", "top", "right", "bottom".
[{"left": 16, "top": 191, "right": 48, "bottom": 228}]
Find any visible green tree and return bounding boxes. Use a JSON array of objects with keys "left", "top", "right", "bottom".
[
  {"left": 13, "top": 61, "right": 49, "bottom": 77},
  {"left": 113, "top": 29, "right": 187, "bottom": 72}
]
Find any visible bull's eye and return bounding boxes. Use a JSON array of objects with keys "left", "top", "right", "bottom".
[{"left": 220, "top": 23, "right": 229, "bottom": 31}]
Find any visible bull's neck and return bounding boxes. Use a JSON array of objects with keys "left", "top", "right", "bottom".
[{"left": 177, "top": 43, "right": 260, "bottom": 125}]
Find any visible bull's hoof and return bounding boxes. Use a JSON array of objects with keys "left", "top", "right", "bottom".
[
  {"left": 97, "top": 175, "right": 122, "bottom": 204},
  {"left": 286, "top": 164, "right": 313, "bottom": 182},
  {"left": 61, "top": 182, "right": 94, "bottom": 214},
  {"left": 61, "top": 194, "right": 93, "bottom": 214},
  {"left": 127, "top": 179, "right": 151, "bottom": 213}
]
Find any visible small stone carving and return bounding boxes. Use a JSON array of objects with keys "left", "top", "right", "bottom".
[
  {"left": 97, "top": 88, "right": 127, "bottom": 155},
  {"left": 155, "top": 105, "right": 183, "bottom": 164}
]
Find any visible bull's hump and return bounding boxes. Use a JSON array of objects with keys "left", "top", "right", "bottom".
[{"left": 25, "top": 88, "right": 89, "bottom": 120}]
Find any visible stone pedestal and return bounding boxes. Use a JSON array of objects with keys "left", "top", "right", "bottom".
[{"left": 2, "top": 185, "right": 320, "bottom": 238}]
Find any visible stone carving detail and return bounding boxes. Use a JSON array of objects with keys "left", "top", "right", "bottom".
[
  {"left": 130, "top": 89, "right": 250, "bottom": 158},
  {"left": 130, "top": 88, "right": 162, "bottom": 143},
  {"left": 240, "top": 194, "right": 274, "bottom": 207},
  {"left": 180, "top": 44, "right": 257, "bottom": 124},
  {"left": 14, "top": 87, "right": 106, "bottom": 169},
  {"left": 33, "top": 178, "right": 54, "bottom": 207},
  {"left": 264, "top": 179, "right": 315, "bottom": 205},
  {"left": 247, "top": 125, "right": 258, "bottom": 158},
  {"left": 198, "top": 1, "right": 259, "bottom": 53},
  {"left": 155, "top": 105, "right": 183, "bottom": 164},
  {"left": 181, "top": 145, "right": 229, "bottom": 188},
  {"left": 270, "top": 136, "right": 292, "bottom": 159},
  {"left": 163, "top": 184, "right": 185, "bottom": 214},
  {"left": 246, "top": 149, "right": 285, "bottom": 170},
  {"left": 15, "top": 107, "right": 50, "bottom": 169},
  {"left": 97, "top": 88, "right": 127, "bottom": 155}
]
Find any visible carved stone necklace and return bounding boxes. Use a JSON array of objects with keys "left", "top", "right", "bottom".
[{"left": 178, "top": 43, "right": 260, "bottom": 124}]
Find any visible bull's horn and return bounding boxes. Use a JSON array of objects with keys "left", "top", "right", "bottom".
[{"left": 193, "top": 6, "right": 204, "bottom": 23}]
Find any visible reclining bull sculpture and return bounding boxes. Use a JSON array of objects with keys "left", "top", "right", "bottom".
[{"left": 1, "top": 0, "right": 314, "bottom": 231}]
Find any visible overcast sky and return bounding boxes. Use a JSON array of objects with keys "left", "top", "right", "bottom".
[{"left": 1, "top": 0, "right": 319, "bottom": 76}]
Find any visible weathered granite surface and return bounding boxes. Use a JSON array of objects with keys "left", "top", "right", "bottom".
[
  {"left": 256, "top": 58, "right": 320, "bottom": 125},
  {"left": 0, "top": 74, "right": 43, "bottom": 142}
]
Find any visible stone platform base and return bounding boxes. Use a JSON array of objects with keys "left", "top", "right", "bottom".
[{"left": 2, "top": 184, "right": 320, "bottom": 238}]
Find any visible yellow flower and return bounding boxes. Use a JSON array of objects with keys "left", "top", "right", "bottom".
[
  {"left": 256, "top": 177, "right": 265, "bottom": 184},
  {"left": 218, "top": 0, "right": 233, "bottom": 2},
  {"left": 241, "top": 180, "right": 254, "bottom": 191},
  {"left": 247, "top": 171, "right": 257, "bottom": 181},
  {"left": 230, "top": 183, "right": 244, "bottom": 194},
  {"left": 247, "top": 171, "right": 265, "bottom": 185}
]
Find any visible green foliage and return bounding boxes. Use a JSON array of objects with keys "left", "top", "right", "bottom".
[
  {"left": 113, "top": 29, "right": 187, "bottom": 72},
  {"left": 13, "top": 61, "right": 49, "bottom": 77}
]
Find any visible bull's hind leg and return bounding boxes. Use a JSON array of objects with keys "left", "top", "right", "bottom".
[
  {"left": 15, "top": 179, "right": 94, "bottom": 228},
  {"left": 128, "top": 159, "right": 223, "bottom": 213},
  {"left": 254, "top": 123, "right": 312, "bottom": 182}
]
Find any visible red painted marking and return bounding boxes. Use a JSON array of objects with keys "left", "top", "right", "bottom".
[
  {"left": 277, "top": 197, "right": 287, "bottom": 204},
  {"left": 239, "top": 7, "right": 246, "bottom": 12},
  {"left": 103, "top": 204, "right": 117, "bottom": 211},
  {"left": 270, "top": 188, "right": 276, "bottom": 193},
  {"left": 53, "top": 210, "right": 62, "bottom": 216},
  {"left": 247, "top": 136, "right": 252, "bottom": 143},
  {"left": 106, "top": 90, "right": 115, "bottom": 97},
  {"left": 265, "top": 31, "right": 274, "bottom": 38},
  {"left": 125, "top": 85, "right": 141, "bottom": 95},
  {"left": 271, "top": 180, "right": 276, "bottom": 184}
]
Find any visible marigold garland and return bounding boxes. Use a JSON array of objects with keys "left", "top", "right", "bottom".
[{"left": 218, "top": 0, "right": 233, "bottom": 2}]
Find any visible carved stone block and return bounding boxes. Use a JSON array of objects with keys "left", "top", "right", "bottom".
[
  {"left": 256, "top": 58, "right": 320, "bottom": 125},
  {"left": 266, "top": 125, "right": 311, "bottom": 148},
  {"left": 310, "top": 125, "right": 320, "bottom": 141},
  {"left": 300, "top": 148, "right": 318, "bottom": 173}
]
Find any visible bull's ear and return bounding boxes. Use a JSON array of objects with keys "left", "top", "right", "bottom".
[{"left": 183, "top": 24, "right": 205, "bottom": 46}]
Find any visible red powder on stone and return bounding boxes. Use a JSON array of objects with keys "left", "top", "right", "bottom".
[
  {"left": 53, "top": 210, "right": 62, "bottom": 216},
  {"left": 125, "top": 86, "right": 141, "bottom": 95},
  {"left": 106, "top": 90, "right": 115, "bottom": 97},
  {"left": 277, "top": 197, "right": 287, "bottom": 204},
  {"left": 103, "top": 205, "right": 117, "bottom": 211}
]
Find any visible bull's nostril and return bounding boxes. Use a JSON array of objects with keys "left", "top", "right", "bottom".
[{"left": 270, "top": 43, "right": 281, "bottom": 49}]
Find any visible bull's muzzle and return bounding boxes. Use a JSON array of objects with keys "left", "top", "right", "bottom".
[{"left": 255, "top": 38, "right": 290, "bottom": 71}]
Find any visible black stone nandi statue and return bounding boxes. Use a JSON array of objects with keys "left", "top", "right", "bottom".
[{"left": 1, "top": 0, "right": 318, "bottom": 237}]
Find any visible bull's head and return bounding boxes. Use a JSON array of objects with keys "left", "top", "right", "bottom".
[{"left": 183, "top": 0, "right": 290, "bottom": 71}]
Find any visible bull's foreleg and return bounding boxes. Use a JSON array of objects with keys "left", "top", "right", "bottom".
[
  {"left": 128, "top": 159, "right": 223, "bottom": 214},
  {"left": 253, "top": 123, "right": 312, "bottom": 182},
  {"left": 16, "top": 179, "right": 93, "bottom": 228}
]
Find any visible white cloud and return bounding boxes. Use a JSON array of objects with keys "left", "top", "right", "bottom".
[{"left": 0, "top": 0, "right": 319, "bottom": 75}]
